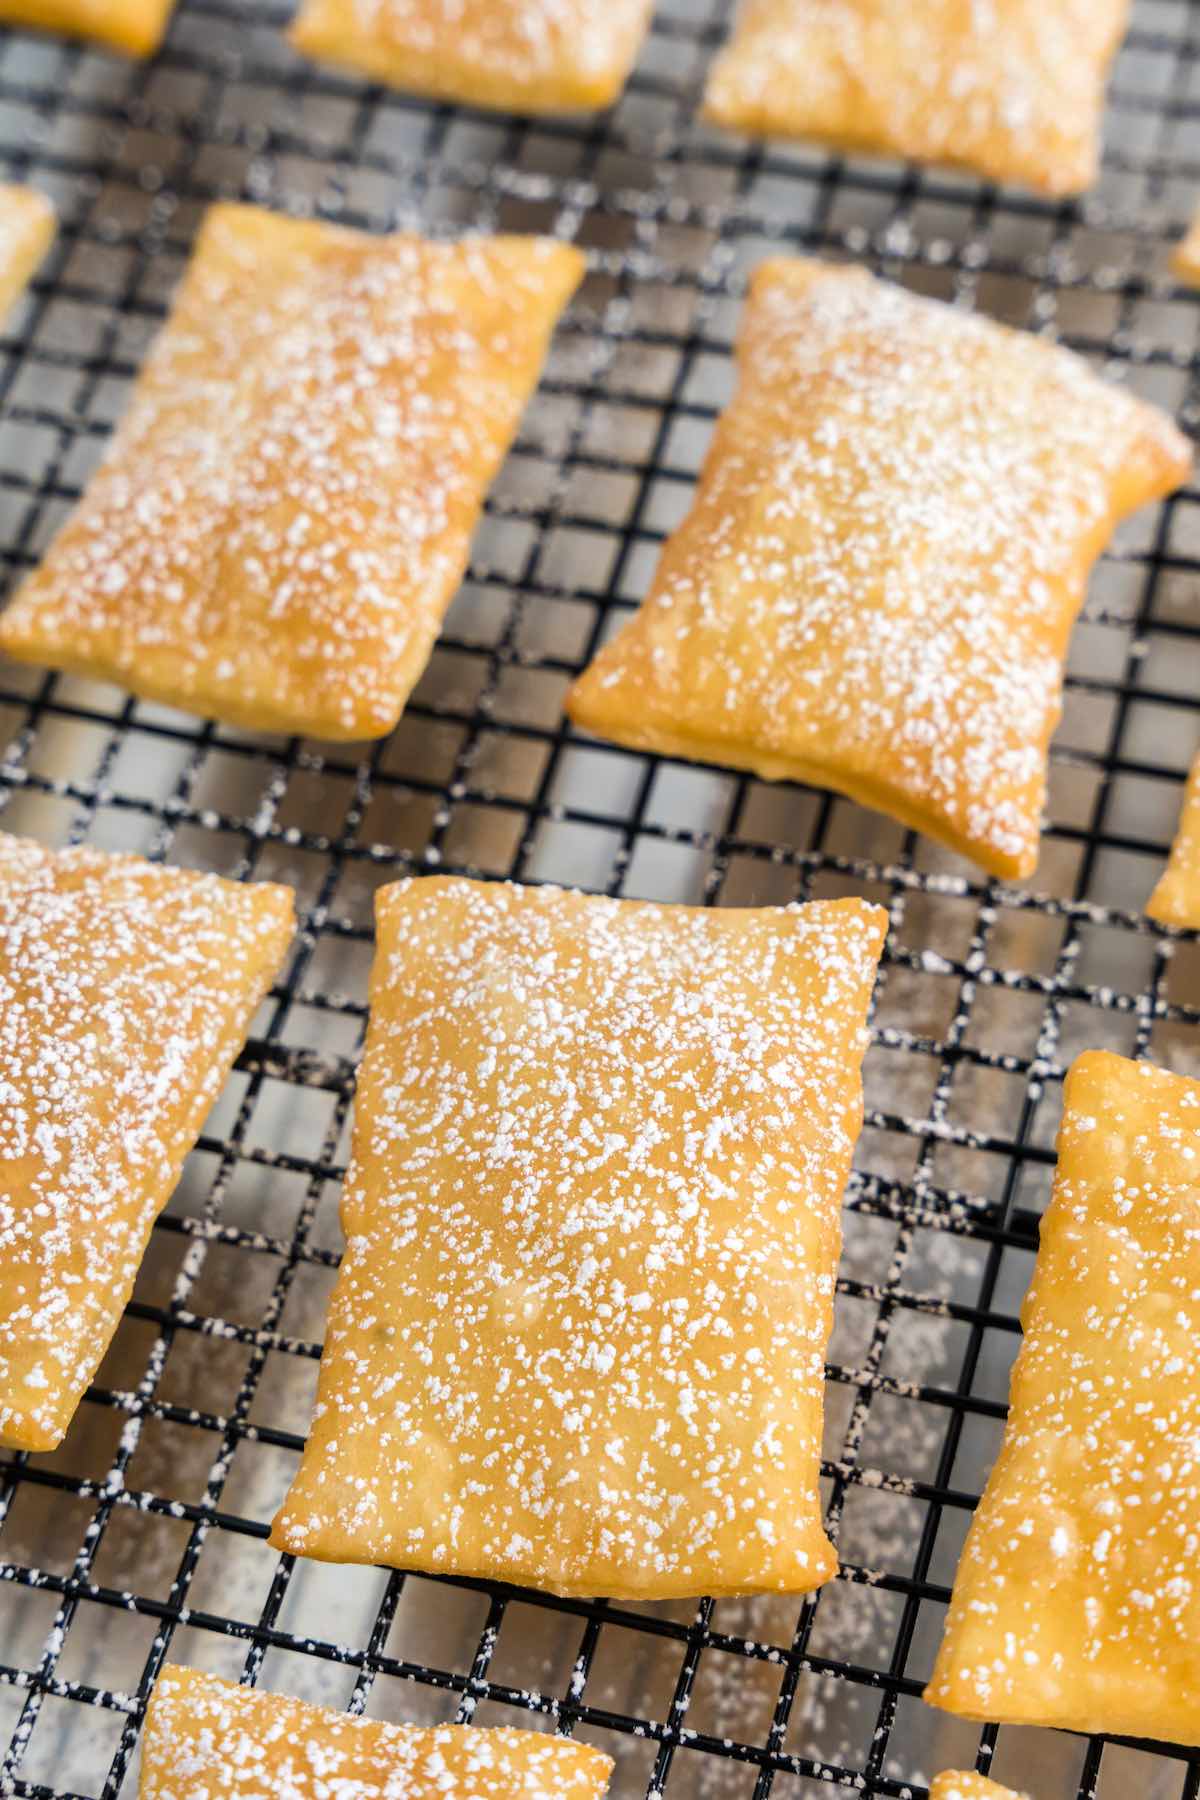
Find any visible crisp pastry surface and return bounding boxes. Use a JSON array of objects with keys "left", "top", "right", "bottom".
[
  {"left": 702, "top": 0, "right": 1129, "bottom": 197},
  {"left": 0, "top": 0, "right": 174, "bottom": 54},
  {"left": 0, "top": 186, "right": 54, "bottom": 322},
  {"left": 929, "top": 1776, "right": 1028, "bottom": 1800},
  {"left": 289, "top": 0, "right": 653, "bottom": 113},
  {"left": 1173, "top": 213, "right": 1200, "bottom": 286},
  {"left": 0, "top": 203, "right": 583, "bottom": 740},
  {"left": 567, "top": 259, "right": 1190, "bottom": 882},
  {"left": 141, "top": 1667, "right": 613, "bottom": 1799},
  {"left": 0, "top": 834, "right": 294, "bottom": 1453},
  {"left": 926, "top": 1050, "right": 1200, "bottom": 1746},
  {"left": 1147, "top": 754, "right": 1200, "bottom": 927},
  {"left": 271, "top": 876, "right": 886, "bottom": 1599}
]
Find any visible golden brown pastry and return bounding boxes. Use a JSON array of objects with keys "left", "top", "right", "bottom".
[
  {"left": 1147, "top": 755, "right": 1200, "bottom": 928},
  {"left": 141, "top": 1666, "right": 613, "bottom": 1799},
  {"left": 289, "top": 0, "right": 653, "bottom": 113},
  {"left": 271, "top": 876, "right": 886, "bottom": 1599},
  {"left": 702, "top": 0, "right": 1129, "bottom": 197},
  {"left": 0, "top": 204, "right": 583, "bottom": 741},
  {"left": 0, "top": 834, "right": 294, "bottom": 1453},
  {"left": 1174, "top": 213, "right": 1200, "bottom": 286},
  {"left": 0, "top": 0, "right": 174, "bottom": 54},
  {"left": 930, "top": 1776, "right": 1029, "bottom": 1800},
  {"left": 926, "top": 1050, "right": 1200, "bottom": 1746},
  {"left": 568, "top": 259, "right": 1190, "bottom": 882},
  {"left": 0, "top": 186, "right": 54, "bottom": 322}
]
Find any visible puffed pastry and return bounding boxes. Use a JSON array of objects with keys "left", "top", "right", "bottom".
[
  {"left": 141, "top": 1667, "right": 614, "bottom": 1798},
  {"left": 926, "top": 1051, "right": 1200, "bottom": 1747},
  {"left": 1173, "top": 212, "right": 1200, "bottom": 286},
  {"left": 271, "top": 876, "right": 887, "bottom": 1599},
  {"left": 930, "top": 1776, "right": 1029, "bottom": 1800},
  {"left": 0, "top": 186, "right": 54, "bottom": 322},
  {"left": 0, "top": 0, "right": 174, "bottom": 54},
  {"left": 0, "top": 834, "right": 294, "bottom": 1453},
  {"left": 1147, "top": 755, "right": 1200, "bottom": 928},
  {"left": 0, "top": 204, "right": 583, "bottom": 740},
  {"left": 289, "top": 0, "right": 654, "bottom": 114},
  {"left": 702, "top": 0, "right": 1129, "bottom": 197},
  {"left": 568, "top": 259, "right": 1190, "bottom": 882}
]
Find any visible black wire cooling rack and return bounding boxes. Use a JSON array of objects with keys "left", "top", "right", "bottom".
[{"left": 1, "top": 2, "right": 1200, "bottom": 1796}]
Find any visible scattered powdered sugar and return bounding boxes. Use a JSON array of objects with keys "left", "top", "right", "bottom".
[
  {"left": 272, "top": 877, "right": 886, "bottom": 1598},
  {"left": 0, "top": 833, "right": 293, "bottom": 1452},
  {"left": 703, "top": 0, "right": 1129, "bottom": 196},
  {"left": 141, "top": 1666, "right": 612, "bottom": 1798},
  {"left": 570, "top": 260, "right": 1190, "bottom": 879},
  {"left": 927, "top": 1052, "right": 1200, "bottom": 1743},
  {"left": 0, "top": 206, "right": 582, "bottom": 740},
  {"left": 293, "top": 0, "right": 654, "bottom": 105}
]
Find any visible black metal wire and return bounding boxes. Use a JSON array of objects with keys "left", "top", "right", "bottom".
[{"left": 1, "top": 2, "right": 1199, "bottom": 1796}]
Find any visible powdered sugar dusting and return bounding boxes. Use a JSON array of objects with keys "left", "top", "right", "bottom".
[
  {"left": 703, "top": 0, "right": 1129, "bottom": 196},
  {"left": 568, "top": 259, "right": 1190, "bottom": 881},
  {"left": 927, "top": 1051, "right": 1200, "bottom": 1746},
  {"left": 0, "top": 832, "right": 294, "bottom": 1453},
  {"left": 142, "top": 1666, "right": 613, "bottom": 1798},
  {"left": 0, "top": 205, "right": 582, "bottom": 740},
  {"left": 0, "top": 184, "right": 53, "bottom": 321},
  {"left": 291, "top": 0, "right": 654, "bottom": 112},
  {"left": 929, "top": 1774, "right": 1028, "bottom": 1800},
  {"left": 272, "top": 876, "right": 886, "bottom": 1598}
]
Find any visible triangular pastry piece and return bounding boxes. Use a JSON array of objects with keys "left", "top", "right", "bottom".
[
  {"left": 0, "top": 204, "right": 583, "bottom": 740},
  {"left": 141, "top": 1667, "right": 613, "bottom": 1798},
  {"left": 289, "top": 0, "right": 654, "bottom": 114},
  {"left": 702, "top": 0, "right": 1129, "bottom": 197},
  {"left": 271, "top": 876, "right": 886, "bottom": 1599},
  {"left": 926, "top": 1051, "right": 1200, "bottom": 1746},
  {"left": 0, "top": 834, "right": 294, "bottom": 1453},
  {"left": 930, "top": 1777, "right": 1029, "bottom": 1800},
  {"left": 0, "top": 0, "right": 174, "bottom": 54},
  {"left": 0, "top": 186, "right": 54, "bottom": 322},
  {"left": 1147, "top": 754, "right": 1200, "bottom": 928},
  {"left": 568, "top": 259, "right": 1190, "bottom": 882}
]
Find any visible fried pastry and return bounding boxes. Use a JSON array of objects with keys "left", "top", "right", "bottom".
[
  {"left": 702, "top": 0, "right": 1129, "bottom": 197},
  {"left": 271, "top": 876, "right": 886, "bottom": 1599},
  {"left": 1147, "top": 755, "right": 1200, "bottom": 928},
  {"left": 0, "top": 204, "right": 583, "bottom": 740},
  {"left": 0, "top": 186, "right": 54, "bottom": 322},
  {"left": 930, "top": 1777, "right": 1029, "bottom": 1800},
  {"left": 567, "top": 259, "right": 1190, "bottom": 882},
  {"left": 289, "top": 0, "right": 653, "bottom": 114},
  {"left": 0, "top": 0, "right": 174, "bottom": 55},
  {"left": 1173, "top": 213, "right": 1200, "bottom": 286},
  {"left": 926, "top": 1050, "right": 1200, "bottom": 1746},
  {"left": 0, "top": 834, "right": 294, "bottom": 1453},
  {"left": 141, "top": 1667, "right": 613, "bottom": 1798}
]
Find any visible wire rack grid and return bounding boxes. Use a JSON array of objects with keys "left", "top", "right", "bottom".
[{"left": 0, "top": 2, "right": 1199, "bottom": 1797}]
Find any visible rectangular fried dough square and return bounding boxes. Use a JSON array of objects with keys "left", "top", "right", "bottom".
[
  {"left": 0, "top": 186, "right": 54, "bottom": 321},
  {"left": 1174, "top": 213, "right": 1200, "bottom": 286},
  {"left": 290, "top": 0, "right": 653, "bottom": 113},
  {"left": 930, "top": 1779, "right": 1028, "bottom": 1800},
  {"left": 0, "top": 834, "right": 294, "bottom": 1453},
  {"left": 142, "top": 1666, "right": 613, "bottom": 1798},
  {"left": 1147, "top": 754, "right": 1200, "bottom": 928},
  {"left": 567, "top": 258, "right": 1190, "bottom": 881},
  {"left": 271, "top": 876, "right": 886, "bottom": 1599},
  {"left": 926, "top": 1051, "right": 1200, "bottom": 1746},
  {"left": 0, "top": 0, "right": 174, "bottom": 54},
  {"left": 702, "top": 1, "right": 1129, "bottom": 197},
  {"left": 0, "top": 204, "right": 583, "bottom": 740}
]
